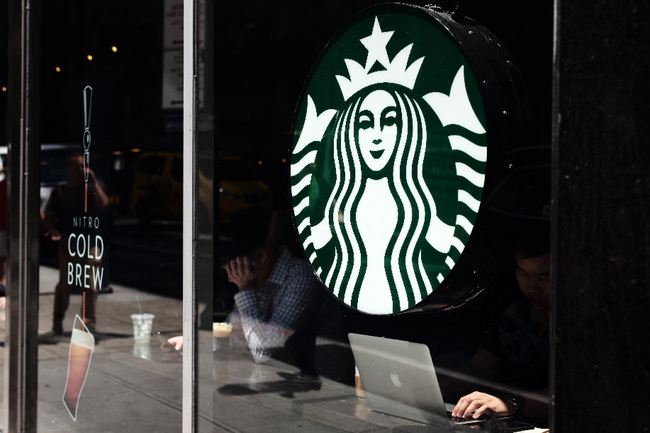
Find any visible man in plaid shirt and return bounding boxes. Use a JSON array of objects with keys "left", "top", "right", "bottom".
[{"left": 225, "top": 243, "right": 351, "bottom": 380}]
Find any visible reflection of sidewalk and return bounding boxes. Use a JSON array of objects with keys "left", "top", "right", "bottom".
[
  {"left": 0, "top": 265, "right": 215, "bottom": 432},
  {"left": 35, "top": 265, "right": 184, "bottom": 340}
]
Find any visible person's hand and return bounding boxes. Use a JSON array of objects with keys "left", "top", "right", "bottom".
[
  {"left": 451, "top": 391, "right": 512, "bottom": 420},
  {"left": 164, "top": 336, "right": 184, "bottom": 353},
  {"left": 86, "top": 167, "right": 98, "bottom": 185},
  {"left": 47, "top": 228, "right": 61, "bottom": 242},
  {"left": 224, "top": 256, "right": 259, "bottom": 291}
]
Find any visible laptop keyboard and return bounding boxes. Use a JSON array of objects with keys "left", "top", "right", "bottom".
[{"left": 449, "top": 412, "right": 488, "bottom": 425}]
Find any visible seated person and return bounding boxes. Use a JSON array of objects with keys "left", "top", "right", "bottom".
[
  {"left": 169, "top": 210, "right": 354, "bottom": 383},
  {"left": 448, "top": 235, "right": 550, "bottom": 426},
  {"left": 228, "top": 239, "right": 352, "bottom": 378}
]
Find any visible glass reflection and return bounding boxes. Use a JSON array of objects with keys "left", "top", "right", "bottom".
[
  {"left": 211, "top": 0, "right": 551, "bottom": 432},
  {"left": 29, "top": 1, "right": 190, "bottom": 431},
  {"left": 0, "top": 0, "right": 552, "bottom": 431},
  {"left": 443, "top": 232, "right": 550, "bottom": 427},
  {"left": 221, "top": 209, "right": 354, "bottom": 383}
]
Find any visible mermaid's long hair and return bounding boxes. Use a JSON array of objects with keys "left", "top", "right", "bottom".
[{"left": 319, "top": 87, "right": 446, "bottom": 312}]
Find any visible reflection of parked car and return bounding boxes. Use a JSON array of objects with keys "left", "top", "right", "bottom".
[
  {"left": 130, "top": 152, "right": 273, "bottom": 227},
  {"left": 217, "top": 155, "right": 274, "bottom": 224},
  {"left": 131, "top": 151, "right": 188, "bottom": 225},
  {"left": 1, "top": 144, "right": 90, "bottom": 207}
]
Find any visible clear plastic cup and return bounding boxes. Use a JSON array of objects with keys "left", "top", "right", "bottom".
[{"left": 131, "top": 313, "right": 155, "bottom": 341}]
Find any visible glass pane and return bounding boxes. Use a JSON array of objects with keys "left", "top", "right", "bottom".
[
  {"left": 0, "top": 0, "right": 551, "bottom": 430},
  {"left": 211, "top": 1, "right": 551, "bottom": 432},
  {"left": 0, "top": 0, "right": 6, "bottom": 423},
  {"left": 33, "top": 2, "right": 196, "bottom": 431}
]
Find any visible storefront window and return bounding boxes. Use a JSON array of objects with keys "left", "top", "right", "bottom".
[
  {"left": 1, "top": 0, "right": 551, "bottom": 431},
  {"left": 2, "top": 2, "right": 197, "bottom": 431},
  {"left": 210, "top": 1, "right": 550, "bottom": 432}
]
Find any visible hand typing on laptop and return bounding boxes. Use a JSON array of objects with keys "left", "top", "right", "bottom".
[
  {"left": 451, "top": 391, "right": 512, "bottom": 420},
  {"left": 441, "top": 236, "right": 550, "bottom": 427}
]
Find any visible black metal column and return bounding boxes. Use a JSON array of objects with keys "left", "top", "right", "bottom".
[{"left": 552, "top": 0, "right": 650, "bottom": 430}]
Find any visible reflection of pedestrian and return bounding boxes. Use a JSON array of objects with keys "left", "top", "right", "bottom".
[{"left": 42, "top": 152, "right": 109, "bottom": 335}]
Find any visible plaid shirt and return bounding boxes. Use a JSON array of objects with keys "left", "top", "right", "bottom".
[{"left": 232, "top": 248, "right": 343, "bottom": 373}]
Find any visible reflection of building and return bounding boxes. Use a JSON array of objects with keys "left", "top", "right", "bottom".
[{"left": 2, "top": 0, "right": 650, "bottom": 432}]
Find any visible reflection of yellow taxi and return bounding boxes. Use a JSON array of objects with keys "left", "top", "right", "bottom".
[
  {"left": 130, "top": 152, "right": 273, "bottom": 227},
  {"left": 217, "top": 155, "right": 274, "bottom": 224},
  {"left": 130, "top": 151, "right": 214, "bottom": 229}
]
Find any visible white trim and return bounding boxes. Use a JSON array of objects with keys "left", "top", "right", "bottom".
[{"left": 183, "top": 0, "right": 197, "bottom": 432}]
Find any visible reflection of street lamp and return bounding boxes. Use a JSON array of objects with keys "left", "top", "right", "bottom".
[
  {"left": 111, "top": 46, "right": 118, "bottom": 53},
  {"left": 86, "top": 54, "right": 93, "bottom": 61}
]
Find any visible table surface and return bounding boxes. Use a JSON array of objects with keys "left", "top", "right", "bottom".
[{"left": 211, "top": 341, "right": 543, "bottom": 433}]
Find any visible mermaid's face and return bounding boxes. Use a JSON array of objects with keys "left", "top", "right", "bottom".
[{"left": 356, "top": 90, "right": 399, "bottom": 172}]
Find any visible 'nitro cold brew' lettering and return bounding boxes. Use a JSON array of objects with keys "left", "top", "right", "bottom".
[
  {"left": 66, "top": 233, "right": 105, "bottom": 291},
  {"left": 67, "top": 262, "right": 104, "bottom": 290},
  {"left": 67, "top": 234, "right": 104, "bottom": 259},
  {"left": 72, "top": 216, "right": 101, "bottom": 229}
]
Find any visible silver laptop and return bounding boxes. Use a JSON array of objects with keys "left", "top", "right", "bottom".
[{"left": 348, "top": 333, "right": 482, "bottom": 429}]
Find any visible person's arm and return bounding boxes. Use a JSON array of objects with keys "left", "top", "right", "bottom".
[
  {"left": 452, "top": 391, "right": 512, "bottom": 420},
  {"left": 442, "top": 348, "right": 509, "bottom": 419},
  {"left": 234, "top": 289, "right": 288, "bottom": 362},
  {"left": 439, "top": 347, "right": 501, "bottom": 401},
  {"left": 514, "top": 388, "right": 549, "bottom": 425},
  {"left": 42, "top": 188, "right": 62, "bottom": 241},
  {"left": 452, "top": 387, "right": 549, "bottom": 424},
  {"left": 42, "top": 210, "right": 61, "bottom": 241},
  {"left": 234, "top": 258, "right": 323, "bottom": 363},
  {"left": 87, "top": 169, "right": 110, "bottom": 211}
]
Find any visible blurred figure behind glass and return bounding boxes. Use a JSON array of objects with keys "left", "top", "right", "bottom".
[{"left": 41, "top": 152, "right": 109, "bottom": 337}]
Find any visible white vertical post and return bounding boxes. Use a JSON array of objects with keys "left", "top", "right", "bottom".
[{"left": 182, "top": 0, "right": 198, "bottom": 432}]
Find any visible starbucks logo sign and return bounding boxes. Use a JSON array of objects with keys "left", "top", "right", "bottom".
[{"left": 291, "top": 6, "right": 488, "bottom": 314}]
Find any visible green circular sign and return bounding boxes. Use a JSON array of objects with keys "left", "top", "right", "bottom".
[{"left": 291, "top": 5, "right": 487, "bottom": 314}]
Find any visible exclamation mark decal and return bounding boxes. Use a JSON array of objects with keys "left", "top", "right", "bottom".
[{"left": 82, "top": 86, "right": 93, "bottom": 213}]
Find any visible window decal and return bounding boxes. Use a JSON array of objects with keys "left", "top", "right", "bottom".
[{"left": 291, "top": 8, "right": 487, "bottom": 314}]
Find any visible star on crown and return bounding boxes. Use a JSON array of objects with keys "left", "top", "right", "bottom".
[{"left": 336, "top": 17, "right": 425, "bottom": 101}]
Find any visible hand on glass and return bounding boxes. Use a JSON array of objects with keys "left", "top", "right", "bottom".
[{"left": 451, "top": 391, "right": 511, "bottom": 420}]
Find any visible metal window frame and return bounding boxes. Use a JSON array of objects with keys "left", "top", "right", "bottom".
[
  {"left": 182, "top": 0, "right": 200, "bottom": 432},
  {"left": 3, "top": 1, "right": 41, "bottom": 433}
]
